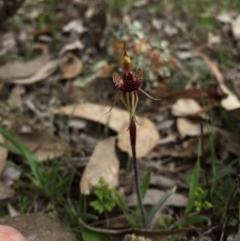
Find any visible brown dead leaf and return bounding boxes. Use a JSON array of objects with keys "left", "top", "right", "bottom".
[
  {"left": 0, "top": 44, "right": 49, "bottom": 81},
  {"left": 55, "top": 103, "right": 129, "bottom": 132},
  {"left": 160, "top": 88, "right": 224, "bottom": 101},
  {"left": 117, "top": 118, "right": 160, "bottom": 158},
  {"left": 14, "top": 131, "right": 70, "bottom": 161},
  {"left": 60, "top": 52, "right": 83, "bottom": 79},
  {"left": 0, "top": 134, "right": 8, "bottom": 175},
  {"left": 80, "top": 137, "right": 119, "bottom": 195},
  {"left": 0, "top": 181, "right": 15, "bottom": 200},
  {"left": 126, "top": 188, "right": 187, "bottom": 207},
  {"left": 196, "top": 53, "right": 240, "bottom": 110},
  {"left": 176, "top": 118, "right": 210, "bottom": 137}
]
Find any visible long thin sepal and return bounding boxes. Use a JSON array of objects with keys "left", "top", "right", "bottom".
[
  {"left": 139, "top": 87, "right": 161, "bottom": 101},
  {"left": 104, "top": 91, "right": 121, "bottom": 115}
]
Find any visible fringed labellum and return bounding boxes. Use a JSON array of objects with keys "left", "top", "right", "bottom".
[{"left": 107, "top": 42, "right": 160, "bottom": 121}]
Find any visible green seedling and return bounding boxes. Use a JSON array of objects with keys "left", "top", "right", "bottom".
[
  {"left": 180, "top": 140, "right": 212, "bottom": 227},
  {"left": 90, "top": 177, "right": 117, "bottom": 215},
  {"left": 0, "top": 126, "right": 73, "bottom": 202}
]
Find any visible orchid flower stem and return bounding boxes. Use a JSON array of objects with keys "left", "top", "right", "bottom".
[{"left": 129, "top": 118, "right": 146, "bottom": 228}]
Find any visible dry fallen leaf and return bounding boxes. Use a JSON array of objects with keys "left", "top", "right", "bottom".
[
  {"left": 55, "top": 103, "right": 130, "bottom": 132},
  {"left": 197, "top": 53, "right": 240, "bottom": 110},
  {"left": 55, "top": 103, "right": 160, "bottom": 158},
  {"left": 5, "top": 59, "right": 60, "bottom": 84},
  {"left": 0, "top": 44, "right": 49, "bottom": 80},
  {"left": 60, "top": 52, "right": 83, "bottom": 79},
  {"left": 14, "top": 131, "right": 70, "bottom": 161},
  {"left": 216, "top": 12, "right": 233, "bottom": 23},
  {"left": 160, "top": 88, "right": 223, "bottom": 101},
  {"left": 0, "top": 133, "right": 8, "bottom": 175},
  {"left": 220, "top": 83, "right": 240, "bottom": 110},
  {"left": 7, "top": 85, "right": 26, "bottom": 110},
  {"left": 80, "top": 137, "right": 119, "bottom": 195},
  {"left": 117, "top": 118, "right": 160, "bottom": 158},
  {"left": 231, "top": 15, "right": 240, "bottom": 39},
  {"left": 172, "top": 98, "right": 206, "bottom": 118},
  {"left": 0, "top": 181, "right": 15, "bottom": 200},
  {"left": 176, "top": 118, "right": 210, "bottom": 137}
]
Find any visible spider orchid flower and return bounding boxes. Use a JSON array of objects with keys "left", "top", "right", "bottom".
[
  {"left": 108, "top": 42, "right": 160, "bottom": 122},
  {"left": 106, "top": 42, "right": 160, "bottom": 228}
]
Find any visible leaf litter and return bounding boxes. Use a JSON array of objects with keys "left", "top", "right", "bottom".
[{"left": 0, "top": 1, "right": 240, "bottom": 240}]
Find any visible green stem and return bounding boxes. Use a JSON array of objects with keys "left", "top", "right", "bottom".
[{"left": 129, "top": 118, "right": 146, "bottom": 228}]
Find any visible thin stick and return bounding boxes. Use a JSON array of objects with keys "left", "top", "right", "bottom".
[{"left": 129, "top": 118, "right": 146, "bottom": 228}]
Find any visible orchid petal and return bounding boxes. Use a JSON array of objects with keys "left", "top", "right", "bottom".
[{"left": 139, "top": 87, "right": 161, "bottom": 101}]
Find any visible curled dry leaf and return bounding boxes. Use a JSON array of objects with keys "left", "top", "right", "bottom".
[
  {"left": 0, "top": 133, "right": 8, "bottom": 175},
  {"left": 60, "top": 52, "right": 83, "bottom": 79},
  {"left": 117, "top": 117, "right": 160, "bottom": 158},
  {"left": 5, "top": 59, "right": 61, "bottom": 84},
  {"left": 80, "top": 137, "right": 119, "bottom": 195},
  {"left": 0, "top": 44, "right": 49, "bottom": 80},
  {"left": 15, "top": 130, "right": 70, "bottom": 161},
  {"left": 197, "top": 52, "right": 240, "bottom": 110}
]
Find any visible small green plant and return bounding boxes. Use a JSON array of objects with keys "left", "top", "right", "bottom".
[
  {"left": 90, "top": 177, "right": 117, "bottom": 215},
  {"left": 180, "top": 141, "right": 211, "bottom": 227},
  {"left": 0, "top": 126, "right": 73, "bottom": 202},
  {"left": 194, "top": 187, "right": 212, "bottom": 212}
]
